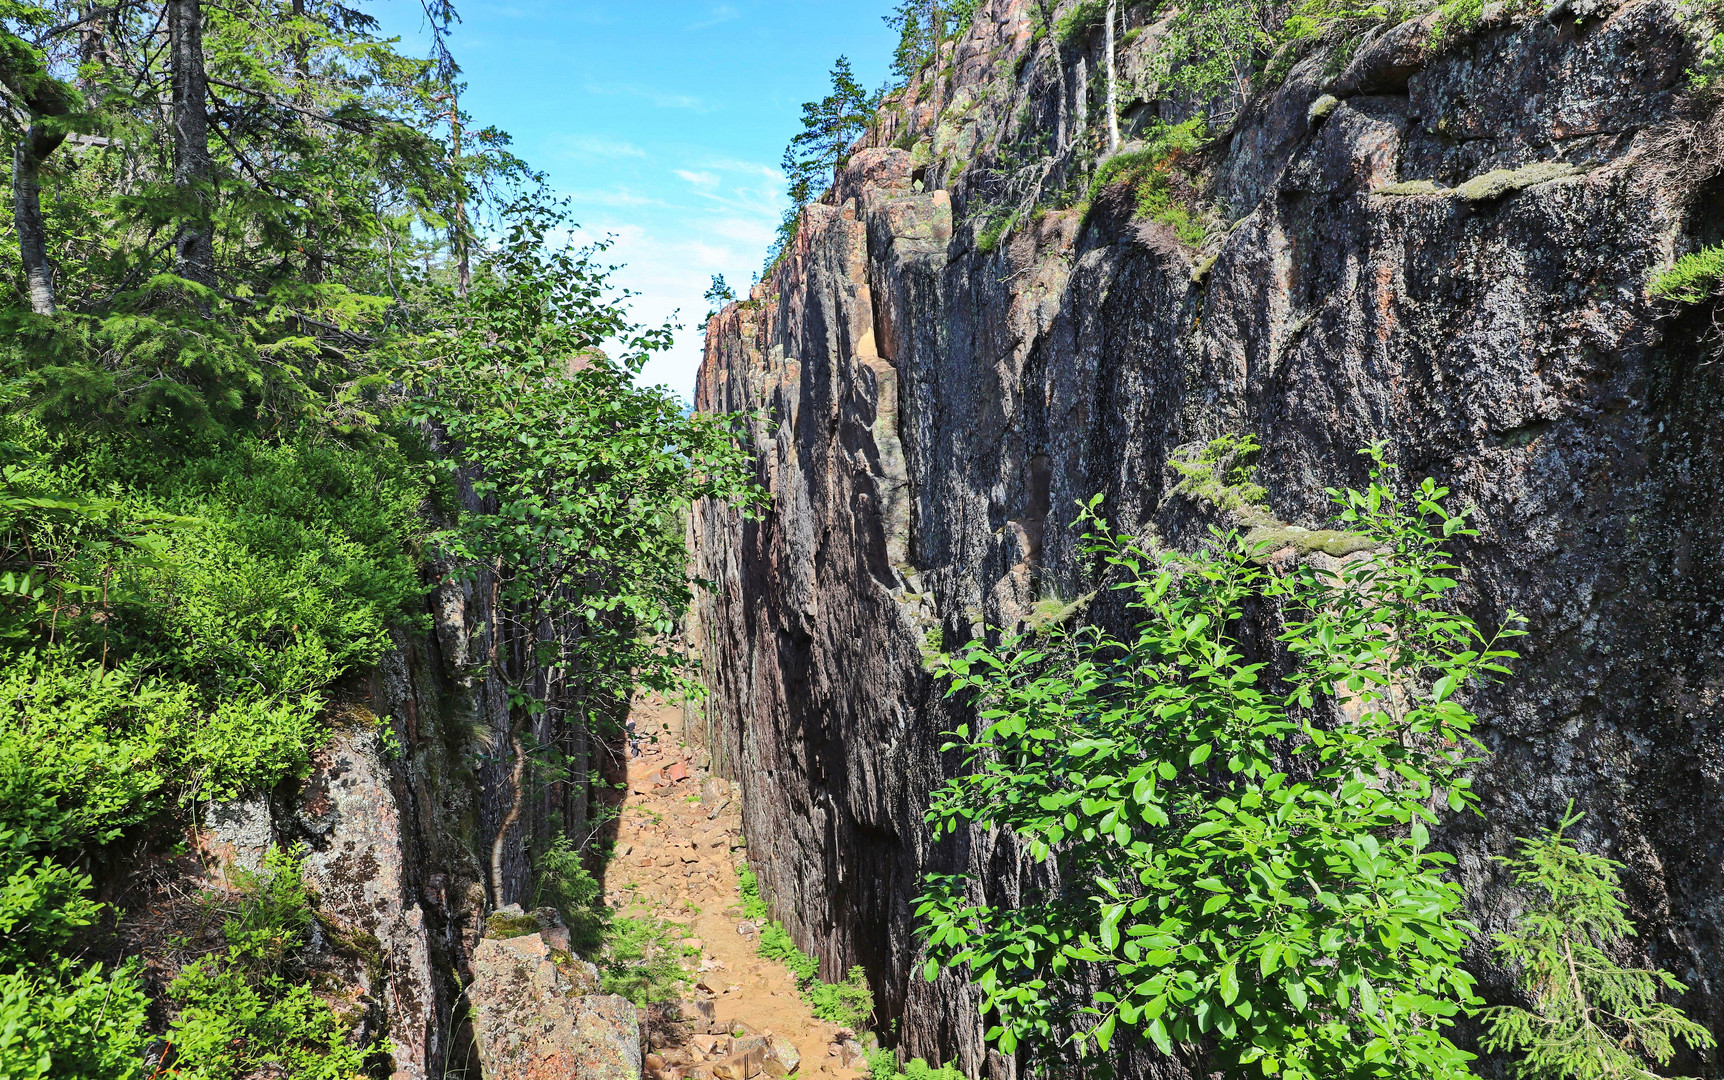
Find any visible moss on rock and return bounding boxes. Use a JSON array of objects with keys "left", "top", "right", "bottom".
[{"left": 485, "top": 911, "right": 542, "bottom": 940}]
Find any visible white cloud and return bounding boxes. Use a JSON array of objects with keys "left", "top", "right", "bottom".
[
  {"left": 583, "top": 82, "right": 715, "bottom": 112},
  {"left": 553, "top": 135, "right": 648, "bottom": 160},
  {"left": 557, "top": 161, "right": 790, "bottom": 403},
  {"left": 566, "top": 187, "right": 663, "bottom": 208},
  {"left": 685, "top": 5, "right": 740, "bottom": 31}
]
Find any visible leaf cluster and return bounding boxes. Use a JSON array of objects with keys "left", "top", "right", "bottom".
[{"left": 916, "top": 451, "right": 1525, "bottom": 1080}]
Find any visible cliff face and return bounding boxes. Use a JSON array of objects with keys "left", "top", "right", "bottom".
[
  {"left": 688, "top": 0, "right": 1724, "bottom": 1075},
  {"left": 141, "top": 525, "right": 623, "bottom": 1078}
]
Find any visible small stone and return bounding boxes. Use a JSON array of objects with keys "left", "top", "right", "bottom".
[
  {"left": 736, "top": 920, "right": 757, "bottom": 937},
  {"left": 765, "top": 1034, "right": 800, "bottom": 1074},
  {"left": 682, "top": 937, "right": 704, "bottom": 950},
  {"left": 646, "top": 1053, "right": 667, "bottom": 1070}
]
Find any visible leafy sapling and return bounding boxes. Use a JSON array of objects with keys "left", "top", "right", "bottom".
[
  {"left": 1480, "top": 804, "right": 1716, "bottom": 1080},
  {"left": 916, "top": 448, "right": 1525, "bottom": 1080}
]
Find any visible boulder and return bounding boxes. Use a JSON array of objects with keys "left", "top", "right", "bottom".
[{"left": 468, "top": 932, "right": 641, "bottom": 1080}]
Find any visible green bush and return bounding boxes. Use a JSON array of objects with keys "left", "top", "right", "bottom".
[
  {"left": 759, "top": 921, "right": 820, "bottom": 983},
  {"left": 533, "top": 833, "right": 609, "bottom": 955},
  {"left": 165, "top": 847, "right": 368, "bottom": 1080},
  {"left": 738, "top": 863, "right": 771, "bottom": 920},
  {"left": 865, "top": 1048, "right": 964, "bottom": 1080},
  {"left": 1169, "top": 432, "right": 1269, "bottom": 513},
  {"left": 809, "top": 965, "right": 876, "bottom": 1028},
  {"left": 1086, "top": 120, "right": 1211, "bottom": 246},
  {"left": 1649, "top": 244, "right": 1724, "bottom": 304},
  {"left": 598, "top": 915, "right": 697, "bottom": 1005},
  {"left": 917, "top": 450, "right": 1525, "bottom": 1078},
  {"left": 0, "top": 960, "right": 149, "bottom": 1080}
]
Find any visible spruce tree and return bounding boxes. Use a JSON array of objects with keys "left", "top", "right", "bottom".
[{"left": 1481, "top": 805, "right": 1716, "bottom": 1080}]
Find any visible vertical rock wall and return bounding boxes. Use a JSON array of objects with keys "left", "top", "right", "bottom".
[{"left": 688, "top": 0, "right": 1724, "bottom": 1075}]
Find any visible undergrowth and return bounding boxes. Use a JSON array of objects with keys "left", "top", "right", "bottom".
[
  {"left": 164, "top": 848, "right": 371, "bottom": 1080},
  {"left": 865, "top": 1048, "right": 964, "bottom": 1080},
  {"left": 533, "top": 835, "right": 697, "bottom": 1006},
  {"left": 739, "top": 862, "right": 876, "bottom": 1029},
  {"left": 1084, "top": 119, "right": 1211, "bottom": 246},
  {"left": 1649, "top": 244, "right": 1724, "bottom": 304}
]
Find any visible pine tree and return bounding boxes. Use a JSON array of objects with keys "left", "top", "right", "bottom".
[
  {"left": 1481, "top": 804, "right": 1716, "bottom": 1080},
  {"left": 765, "top": 56, "right": 874, "bottom": 271}
]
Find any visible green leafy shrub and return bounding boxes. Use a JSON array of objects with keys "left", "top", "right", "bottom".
[
  {"left": 168, "top": 965, "right": 368, "bottom": 1080},
  {"left": 865, "top": 1048, "right": 964, "bottom": 1080},
  {"left": 166, "top": 847, "right": 368, "bottom": 1080},
  {"left": 759, "top": 921, "right": 821, "bottom": 983},
  {"left": 738, "top": 863, "right": 771, "bottom": 920},
  {"left": 533, "top": 832, "right": 609, "bottom": 955},
  {"left": 916, "top": 450, "right": 1525, "bottom": 1079},
  {"left": 809, "top": 965, "right": 876, "bottom": 1028},
  {"left": 1479, "top": 805, "right": 1716, "bottom": 1080},
  {"left": 599, "top": 916, "right": 697, "bottom": 1005},
  {"left": 0, "top": 959, "right": 148, "bottom": 1080},
  {"left": 1086, "top": 120, "right": 1211, "bottom": 246},
  {"left": 1648, "top": 244, "right": 1724, "bottom": 304},
  {"left": 1169, "top": 432, "right": 1269, "bottom": 514}
]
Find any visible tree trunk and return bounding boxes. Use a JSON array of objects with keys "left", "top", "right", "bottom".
[
  {"left": 491, "top": 709, "right": 526, "bottom": 909},
  {"left": 1073, "top": 55, "right": 1088, "bottom": 147},
  {"left": 167, "top": 0, "right": 214, "bottom": 287},
  {"left": 450, "top": 101, "right": 469, "bottom": 297},
  {"left": 14, "top": 130, "right": 58, "bottom": 314},
  {"left": 1105, "top": 0, "right": 1120, "bottom": 153}
]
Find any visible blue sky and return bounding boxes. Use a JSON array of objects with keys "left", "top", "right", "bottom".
[{"left": 376, "top": 1, "right": 899, "bottom": 402}]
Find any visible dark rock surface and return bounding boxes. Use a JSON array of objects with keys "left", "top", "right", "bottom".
[{"left": 688, "top": 1, "right": 1724, "bottom": 1076}]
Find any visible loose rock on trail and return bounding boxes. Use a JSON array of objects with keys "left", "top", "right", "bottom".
[{"left": 612, "top": 697, "right": 871, "bottom": 1080}]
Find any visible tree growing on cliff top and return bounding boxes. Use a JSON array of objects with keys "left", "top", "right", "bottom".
[
  {"left": 916, "top": 450, "right": 1526, "bottom": 1080},
  {"left": 767, "top": 56, "right": 875, "bottom": 271}
]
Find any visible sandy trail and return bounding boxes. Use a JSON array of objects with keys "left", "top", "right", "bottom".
[{"left": 608, "top": 697, "right": 868, "bottom": 1080}]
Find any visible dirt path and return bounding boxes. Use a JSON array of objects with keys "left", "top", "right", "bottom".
[{"left": 608, "top": 698, "right": 868, "bottom": 1080}]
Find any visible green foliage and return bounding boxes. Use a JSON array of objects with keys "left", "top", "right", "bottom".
[
  {"left": 1430, "top": 0, "right": 1485, "bottom": 46},
  {"left": 916, "top": 451, "right": 1525, "bottom": 1079},
  {"left": 1086, "top": 120, "right": 1211, "bottom": 245},
  {"left": 1169, "top": 432, "right": 1269, "bottom": 515},
  {"left": 760, "top": 921, "right": 822, "bottom": 983},
  {"left": 1690, "top": 29, "right": 1724, "bottom": 89},
  {"left": 740, "top": 861, "right": 874, "bottom": 1027},
  {"left": 883, "top": 0, "right": 978, "bottom": 85},
  {"left": 404, "top": 206, "right": 761, "bottom": 709},
  {"left": 0, "top": 959, "right": 149, "bottom": 1080},
  {"left": 533, "top": 832, "right": 608, "bottom": 955},
  {"left": 1479, "top": 805, "right": 1716, "bottom": 1080},
  {"left": 809, "top": 965, "right": 877, "bottom": 1028},
  {"left": 704, "top": 274, "right": 738, "bottom": 322},
  {"left": 974, "top": 208, "right": 1021, "bottom": 254},
  {"left": 1648, "top": 244, "right": 1724, "bottom": 304},
  {"left": 599, "top": 915, "right": 697, "bottom": 1006},
  {"left": 166, "top": 847, "right": 368, "bottom": 1080},
  {"left": 739, "top": 863, "right": 772, "bottom": 921},
  {"left": 1056, "top": 0, "right": 1109, "bottom": 45},
  {"left": 168, "top": 966, "right": 368, "bottom": 1080},
  {"left": 771, "top": 57, "right": 877, "bottom": 271},
  {"left": 865, "top": 1049, "right": 964, "bottom": 1080}
]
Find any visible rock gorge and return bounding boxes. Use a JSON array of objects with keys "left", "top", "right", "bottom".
[{"left": 687, "top": 0, "right": 1724, "bottom": 1076}]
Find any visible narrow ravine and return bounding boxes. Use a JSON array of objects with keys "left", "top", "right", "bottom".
[{"left": 609, "top": 697, "right": 871, "bottom": 1080}]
